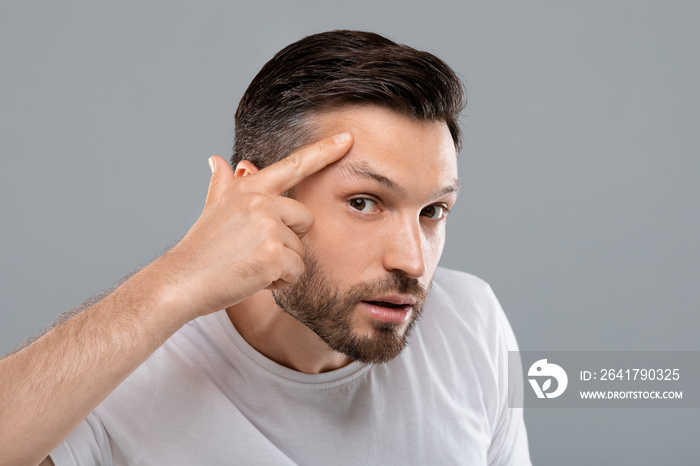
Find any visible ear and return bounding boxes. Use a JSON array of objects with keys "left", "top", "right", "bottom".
[{"left": 234, "top": 160, "right": 260, "bottom": 178}]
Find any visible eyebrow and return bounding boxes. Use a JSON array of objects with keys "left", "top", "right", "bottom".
[{"left": 336, "top": 161, "right": 460, "bottom": 199}]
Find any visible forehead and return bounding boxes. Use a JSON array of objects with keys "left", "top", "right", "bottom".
[{"left": 310, "top": 105, "right": 458, "bottom": 189}]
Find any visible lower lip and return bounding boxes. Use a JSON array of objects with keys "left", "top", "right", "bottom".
[{"left": 360, "top": 301, "right": 412, "bottom": 324}]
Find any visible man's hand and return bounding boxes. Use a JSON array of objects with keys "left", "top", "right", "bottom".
[
  {"left": 161, "top": 131, "right": 353, "bottom": 321},
  {"left": 0, "top": 132, "right": 352, "bottom": 466}
]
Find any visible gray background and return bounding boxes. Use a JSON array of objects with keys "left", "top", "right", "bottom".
[{"left": 1, "top": 1, "right": 698, "bottom": 464}]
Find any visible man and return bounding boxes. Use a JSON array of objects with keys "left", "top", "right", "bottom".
[{"left": 0, "top": 30, "right": 530, "bottom": 465}]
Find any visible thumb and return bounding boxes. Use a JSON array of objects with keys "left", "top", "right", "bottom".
[{"left": 205, "top": 155, "right": 234, "bottom": 207}]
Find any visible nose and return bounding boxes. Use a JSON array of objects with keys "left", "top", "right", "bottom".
[{"left": 382, "top": 216, "right": 426, "bottom": 279}]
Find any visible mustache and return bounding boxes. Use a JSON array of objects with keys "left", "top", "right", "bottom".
[
  {"left": 347, "top": 272, "right": 429, "bottom": 302},
  {"left": 293, "top": 251, "right": 431, "bottom": 307}
]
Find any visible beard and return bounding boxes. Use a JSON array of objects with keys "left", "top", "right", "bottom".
[{"left": 271, "top": 253, "right": 430, "bottom": 364}]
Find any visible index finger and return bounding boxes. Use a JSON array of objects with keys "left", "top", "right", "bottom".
[{"left": 257, "top": 132, "right": 353, "bottom": 194}]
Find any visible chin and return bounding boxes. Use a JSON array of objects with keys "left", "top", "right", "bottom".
[{"left": 324, "top": 318, "right": 418, "bottom": 365}]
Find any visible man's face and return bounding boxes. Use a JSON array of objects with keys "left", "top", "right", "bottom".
[{"left": 272, "top": 105, "right": 459, "bottom": 364}]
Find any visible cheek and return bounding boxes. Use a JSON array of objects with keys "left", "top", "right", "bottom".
[
  {"left": 304, "top": 208, "right": 386, "bottom": 275},
  {"left": 423, "top": 226, "right": 446, "bottom": 268}
]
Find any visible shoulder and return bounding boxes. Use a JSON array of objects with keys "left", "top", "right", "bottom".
[
  {"left": 411, "top": 266, "right": 522, "bottom": 406},
  {"left": 427, "top": 267, "right": 516, "bottom": 349},
  {"left": 430, "top": 266, "right": 496, "bottom": 308}
]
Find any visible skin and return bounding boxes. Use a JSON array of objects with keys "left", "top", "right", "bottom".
[
  {"left": 2, "top": 131, "right": 353, "bottom": 466},
  {"left": 6, "top": 105, "right": 457, "bottom": 465},
  {"left": 228, "top": 105, "right": 459, "bottom": 374}
]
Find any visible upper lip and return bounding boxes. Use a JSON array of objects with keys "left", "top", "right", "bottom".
[{"left": 363, "top": 295, "right": 416, "bottom": 306}]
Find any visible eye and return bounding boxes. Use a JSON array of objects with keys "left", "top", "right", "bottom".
[
  {"left": 348, "top": 198, "right": 379, "bottom": 213},
  {"left": 421, "top": 204, "right": 448, "bottom": 220}
]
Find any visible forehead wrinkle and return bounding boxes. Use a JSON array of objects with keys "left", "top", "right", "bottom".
[
  {"left": 335, "top": 160, "right": 408, "bottom": 196},
  {"left": 333, "top": 159, "right": 460, "bottom": 201},
  {"left": 438, "top": 179, "right": 461, "bottom": 198}
]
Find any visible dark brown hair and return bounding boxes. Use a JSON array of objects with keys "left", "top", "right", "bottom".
[{"left": 231, "top": 30, "right": 466, "bottom": 169}]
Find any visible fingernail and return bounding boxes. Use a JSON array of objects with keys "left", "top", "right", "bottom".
[
  {"left": 208, "top": 157, "right": 215, "bottom": 173},
  {"left": 334, "top": 132, "right": 351, "bottom": 144}
]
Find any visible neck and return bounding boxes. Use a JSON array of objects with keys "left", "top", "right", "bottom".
[{"left": 226, "top": 291, "right": 354, "bottom": 374}]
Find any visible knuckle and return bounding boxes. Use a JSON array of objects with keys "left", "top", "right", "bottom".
[
  {"left": 290, "top": 203, "right": 314, "bottom": 229},
  {"left": 296, "top": 252, "right": 306, "bottom": 271},
  {"left": 297, "top": 203, "right": 313, "bottom": 220},
  {"left": 280, "top": 261, "right": 302, "bottom": 285},
  {"left": 260, "top": 237, "right": 283, "bottom": 258},
  {"left": 278, "top": 250, "right": 304, "bottom": 282},
  {"left": 302, "top": 209, "right": 315, "bottom": 229},
  {"left": 258, "top": 216, "right": 278, "bottom": 233},
  {"left": 316, "top": 138, "right": 329, "bottom": 153},
  {"left": 290, "top": 254, "right": 305, "bottom": 280},
  {"left": 283, "top": 153, "right": 303, "bottom": 174},
  {"left": 245, "top": 193, "right": 268, "bottom": 210},
  {"left": 286, "top": 271, "right": 301, "bottom": 285}
]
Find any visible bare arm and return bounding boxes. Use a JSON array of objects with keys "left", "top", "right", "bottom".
[
  {"left": 8, "top": 267, "right": 142, "bottom": 355},
  {"left": 0, "top": 133, "right": 352, "bottom": 466},
  {"left": 0, "top": 252, "right": 193, "bottom": 464}
]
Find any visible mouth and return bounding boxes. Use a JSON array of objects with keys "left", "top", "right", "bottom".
[
  {"left": 362, "top": 295, "right": 416, "bottom": 307},
  {"left": 363, "top": 300, "right": 407, "bottom": 309},
  {"left": 360, "top": 295, "right": 415, "bottom": 324}
]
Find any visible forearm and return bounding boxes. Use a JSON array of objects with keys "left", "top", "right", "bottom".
[
  {"left": 0, "top": 136, "right": 351, "bottom": 465},
  {"left": 0, "top": 256, "right": 193, "bottom": 465}
]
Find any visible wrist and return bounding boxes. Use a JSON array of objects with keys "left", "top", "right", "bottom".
[{"left": 140, "top": 249, "right": 213, "bottom": 325}]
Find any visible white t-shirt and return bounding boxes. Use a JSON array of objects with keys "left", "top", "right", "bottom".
[{"left": 51, "top": 267, "right": 531, "bottom": 465}]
